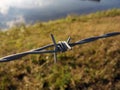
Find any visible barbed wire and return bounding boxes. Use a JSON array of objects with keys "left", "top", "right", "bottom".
[{"left": 0, "top": 32, "right": 120, "bottom": 63}]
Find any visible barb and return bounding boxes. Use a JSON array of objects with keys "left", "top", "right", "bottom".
[
  {"left": 0, "top": 32, "right": 120, "bottom": 63},
  {"left": 50, "top": 34, "right": 58, "bottom": 63}
]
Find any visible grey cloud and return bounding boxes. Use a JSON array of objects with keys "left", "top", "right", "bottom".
[{"left": 6, "top": 15, "right": 26, "bottom": 28}]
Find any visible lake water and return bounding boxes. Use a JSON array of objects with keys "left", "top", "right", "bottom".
[{"left": 0, "top": 0, "right": 120, "bottom": 29}]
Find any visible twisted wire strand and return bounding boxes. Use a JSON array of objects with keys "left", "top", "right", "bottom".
[
  {"left": 70, "top": 32, "right": 120, "bottom": 46},
  {"left": 0, "top": 32, "right": 120, "bottom": 62}
]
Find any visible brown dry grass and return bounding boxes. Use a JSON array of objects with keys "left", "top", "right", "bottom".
[{"left": 0, "top": 9, "right": 120, "bottom": 90}]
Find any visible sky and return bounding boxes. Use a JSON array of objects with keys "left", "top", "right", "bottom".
[
  {"left": 0, "top": 0, "right": 53, "bottom": 15},
  {"left": 0, "top": 0, "right": 55, "bottom": 28},
  {"left": 0, "top": 0, "right": 77, "bottom": 28},
  {"left": 0, "top": 0, "right": 120, "bottom": 29}
]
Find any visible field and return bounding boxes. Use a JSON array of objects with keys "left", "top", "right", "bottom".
[{"left": 0, "top": 9, "right": 120, "bottom": 90}]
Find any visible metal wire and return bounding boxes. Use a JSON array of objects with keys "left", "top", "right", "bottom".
[{"left": 0, "top": 32, "right": 120, "bottom": 63}]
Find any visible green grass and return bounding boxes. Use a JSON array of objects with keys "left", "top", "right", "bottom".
[{"left": 0, "top": 9, "right": 120, "bottom": 90}]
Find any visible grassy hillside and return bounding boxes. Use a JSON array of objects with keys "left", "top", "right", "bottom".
[{"left": 0, "top": 9, "right": 120, "bottom": 90}]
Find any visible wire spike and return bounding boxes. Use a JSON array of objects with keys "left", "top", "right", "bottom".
[
  {"left": 50, "top": 34, "right": 57, "bottom": 63},
  {"left": 67, "top": 36, "right": 71, "bottom": 44},
  {"left": 50, "top": 34, "right": 57, "bottom": 48}
]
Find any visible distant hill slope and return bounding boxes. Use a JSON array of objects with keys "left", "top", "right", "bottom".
[{"left": 0, "top": 9, "right": 120, "bottom": 90}]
